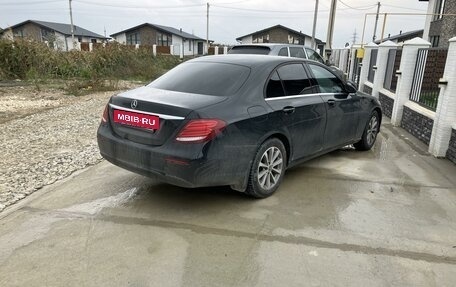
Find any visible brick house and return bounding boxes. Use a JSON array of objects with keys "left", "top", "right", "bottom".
[
  {"left": 110, "top": 23, "right": 207, "bottom": 56},
  {"left": 235, "top": 24, "right": 325, "bottom": 55},
  {"left": 0, "top": 20, "right": 108, "bottom": 51},
  {"left": 421, "top": 0, "right": 456, "bottom": 47}
]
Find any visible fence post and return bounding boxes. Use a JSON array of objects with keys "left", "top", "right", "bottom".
[
  {"left": 135, "top": 44, "right": 139, "bottom": 49},
  {"left": 339, "top": 48, "right": 348, "bottom": 72},
  {"left": 359, "top": 42, "right": 377, "bottom": 92},
  {"left": 215, "top": 47, "right": 219, "bottom": 55},
  {"left": 429, "top": 37, "right": 456, "bottom": 157},
  {"left": 76, "top": 42, "right": 81, "bottom": 51},
  {"left": 390, "top": 37, "right": 431, "bottom": 126},
  {"left": 89, "top": 42, "right": 93, "bottom": 52},
  {"left": 223, "top": 46, "right": 228, "bottom": 54},
  {"left": 180, "top": 44, "right": 184, "bottom": 59},
  {"left": 348, "top": 45, "right": 359, "bottom": 80},
  {"left": 152, "top": 44, "right": 157, "bottom": 56},
  {"left": 372, "top": 40, "right": 397, "bottom": 98},
  {"left": 169, "top": 45, "right": 174, "bottom": 55}
]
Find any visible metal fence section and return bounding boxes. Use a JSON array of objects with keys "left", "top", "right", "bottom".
[
  {"left": 383, "top": 49, "right": 402, "bottom": 92},
  {"left": 367, "top": 49, "right": 378, "bottom": 82},
  {"left": 410, "top": 48, "right": 448, "bottom": 111},
  {"left": 350, "top": 49, "right": 362, "bottom": 86}
]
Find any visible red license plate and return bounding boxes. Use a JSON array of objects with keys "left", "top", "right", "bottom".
[{"left": 113, "top": 109, "right": 159, "bottom": 130}]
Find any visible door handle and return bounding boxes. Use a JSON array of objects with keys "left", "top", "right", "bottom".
[
  {"left": 282, "top": 106, "right": 295, "bottom": 114},
  {"left": 327, "top": 99, "right": 336, "bottom": 107}
]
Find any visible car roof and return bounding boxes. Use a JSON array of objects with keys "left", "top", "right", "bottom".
[
  {"left": 189, "top": 54, "right": 310, "bottom": 68},
  {"left": 231, "top": 43, "right": 313, "bottom": 48}
]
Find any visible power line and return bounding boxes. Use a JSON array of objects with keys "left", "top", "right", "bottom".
[
  {"left": 0, "top": 0, "right": 61, "bottom": 5},
  {"left": 73, "top": 0, "right": 205, "bottom": 9},
  {"left": 382, "top": 4, "right": 427, "bottom": 12},
  {"left": 337, "top": 0, "right": 377, "bottom": 11}
]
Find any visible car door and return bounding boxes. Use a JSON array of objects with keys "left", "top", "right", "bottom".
[
  {"left": 306, "top": 63, "right": 360, "bottom": 149},
  {"left": 265, "top": 63, "right": 326, "bottom": 160}
]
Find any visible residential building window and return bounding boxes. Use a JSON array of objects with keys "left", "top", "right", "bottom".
[
  {"left": 430, "top": 35, "right": 440, "bottom": 47},
  {"left": 157, "top": 33, "right": 172, "bottom": 46},
  {"left": 253, "top": 34, "right": 269, "bottom": 43},
  {"left": 13, "top": 29, "right": 24, "bottom": 38},
  {"left": 126, "top": 31, "right": 140, "bottom": 45},
  {"left": 434, "top": 0, "right": 446, "bottom": 20},
  {"left": 40, "top": 28, "right": 53, "bottom": 42}
]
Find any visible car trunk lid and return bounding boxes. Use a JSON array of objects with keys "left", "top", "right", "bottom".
[{"left": 109, "top": 86, "right": 227, "bottom": 146}]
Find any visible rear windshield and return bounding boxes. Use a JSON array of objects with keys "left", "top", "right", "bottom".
[
  {"left": 148, "top": 62, "right": 250, "bottom": 96},
  {"left": 228, "top": 46, "right": 271, "bottom": 55}
]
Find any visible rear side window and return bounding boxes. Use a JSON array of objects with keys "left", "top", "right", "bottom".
[
  {"left": 278, "top": 47, "right": 288, "bottom": 56},
  {"left": 289, "top": 47, "right": 306, "bottom": 59},
  {"left": 149, "top": 62, "right": 250, "bottom": 96},
  {"left": 277, "top": 64, "right": 313, "bottom": 95},
  {"left": 308, "top": 64, "right": 345, "bottom": 93},
  {"left": 305, "top": 48, "right": 325, "bottom": 64},
  {"left": 228, "top": 46, "right": 271, "bottom": 55},
  {"left": 266, "top": 71, "right": 285, "bottom": 98}
]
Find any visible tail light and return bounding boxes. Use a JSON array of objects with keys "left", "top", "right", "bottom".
[
  {"left": 101, "top": 104, "right": 109, "bottom": 123},
  {"left": 175, "top": 119, "right": 226, "bottom": 143}
]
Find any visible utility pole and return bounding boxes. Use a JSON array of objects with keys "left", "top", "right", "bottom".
[
  {"left": 325, "top": 0, "right": 337, "bottom": 61},
  {"left": 69, "top": 0, "right": 75, "bottom": 49},
  {"left": 206, "top": 2, "right": 209, "bottom": 55},
  {"left": 311, "top": 0, "right": 319, "bottom": 50},
  {"left": 372, "top": 2, "right": 381, "bottom": 41}
]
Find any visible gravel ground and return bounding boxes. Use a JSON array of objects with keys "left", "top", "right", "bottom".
[{"left": 0, "top": 83, "right": 142, "bottom": 211}]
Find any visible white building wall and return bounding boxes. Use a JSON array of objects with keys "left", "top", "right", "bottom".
[
  {"left": 54, "top": 32, "right": 67, "bottom": 51},
  {"left": 239, "top": 35, "right": 253, "bottom": 44},
  {"left": 114, "top": 33, "right": 126, "bottom": 44},
  {"left": 423, "top": 0, "right": 436, "bottom": 41}
]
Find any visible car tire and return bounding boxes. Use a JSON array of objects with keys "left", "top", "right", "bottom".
[
  {"left": 354, "top": 110, "right": 380, "bottom": 151},
  {"left": 246, "top": 138, "right": 286, "bottom": 198}
]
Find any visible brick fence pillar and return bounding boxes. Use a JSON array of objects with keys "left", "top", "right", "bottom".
[
  {"left": 390, "top": 37, "right": 431, "bottom": 126},
  {"left": 372, "top": 40, "right": 397, "bottom": 98},
  {"left": 429, "top": 37, "right": 456, "bottom": 157},
  {"left": 359, "top": 42, "right": 377, "bottom": 91}
]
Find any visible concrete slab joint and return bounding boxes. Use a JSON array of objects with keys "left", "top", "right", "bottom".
[
  {"left": 390, "top": 37, "right": 431, "bottom": 127},
  {"left": 429, "top": 37, "right": 456, "bottom": 157}
]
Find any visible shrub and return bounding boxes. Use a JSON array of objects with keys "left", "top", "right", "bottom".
[{"left": 0, "top": 39, "right": 181, "bottom": 82}]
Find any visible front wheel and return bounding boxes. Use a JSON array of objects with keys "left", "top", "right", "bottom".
[
  {"left": 354, "top": 110, "right": 380, "bottom": 151},
  {"left": 246, "top": 138, "right": 286, "bottom": 198}
]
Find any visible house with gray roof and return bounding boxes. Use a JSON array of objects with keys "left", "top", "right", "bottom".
[
  {"left": 110, "top": 23, "right": 207, "bottom": 56},
  {"left": 1, "top": 20, "right": 108, "bottom": 51}
]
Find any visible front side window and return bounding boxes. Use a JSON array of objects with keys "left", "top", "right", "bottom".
[
  {"left": 305, "top": 48, "right": 325, "bottom": 64},
  {"left": 308, "top": 64, "right": 345, "bottom": 94},
  {"left": 289, "top": 47, "right": 306, "bottom": 59}
]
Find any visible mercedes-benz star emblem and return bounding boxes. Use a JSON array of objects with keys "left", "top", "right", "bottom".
[{"left": 131, "top": 99, "right": 138, "bottom": 109}]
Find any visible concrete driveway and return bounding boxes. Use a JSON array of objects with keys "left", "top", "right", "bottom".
[{"left": 1, "top": 119, "right": 456, "bottom": 287}]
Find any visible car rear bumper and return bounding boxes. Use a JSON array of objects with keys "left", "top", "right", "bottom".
[{"left": 97, "top": 124, "right": 251, "bottom": 190}]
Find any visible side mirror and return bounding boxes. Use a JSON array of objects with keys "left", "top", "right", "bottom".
[{"left": 345, "top": 81, "right": 358, "bottom": 94}]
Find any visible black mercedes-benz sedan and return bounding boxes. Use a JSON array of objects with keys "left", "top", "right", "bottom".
[{"left": 97, "top": 55, "right": 381, "bottom": 198}]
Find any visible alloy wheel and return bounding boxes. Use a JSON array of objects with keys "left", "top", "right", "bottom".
[{"left": 257, "top": 146, "right": 283, "bottom": 190}]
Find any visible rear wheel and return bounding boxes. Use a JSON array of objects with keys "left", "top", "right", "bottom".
[
  {"left": 246, "top": 138, "right": 286, "bottom": 198},
  {"left": 354, "top": 110, "right": 380, "bottom": 151}
]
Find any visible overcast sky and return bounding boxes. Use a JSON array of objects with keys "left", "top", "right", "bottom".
[{"left": 1, "top": 0, "right": 429, "bottom": 47}]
